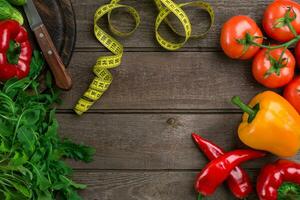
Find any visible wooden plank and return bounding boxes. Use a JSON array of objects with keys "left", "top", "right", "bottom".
[
  {"left": 71, "top": 0, "right": 272, "bottom": 49},
  {"left": 74, "top": 170, "right": 259, "bottom": 200},
  {"left": 60, "top": 51, "right": 267, "bottom": 110},
  {"left": 25, "top": 0, "right": 76, "bottom": 65},
  {"left": 58, "top": 113, "right": 298, "bottom": 170}
]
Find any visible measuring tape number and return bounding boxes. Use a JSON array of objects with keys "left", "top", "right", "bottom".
[{"left": 74, "top": 0, "right": 214, "bottom": 115}]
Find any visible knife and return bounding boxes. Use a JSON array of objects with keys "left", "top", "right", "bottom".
[{"left": 24, "top": 0, "right": 72, "bottom": 90}]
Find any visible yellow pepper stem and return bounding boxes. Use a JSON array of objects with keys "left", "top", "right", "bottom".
[{"left": 231, "top": 96, "right": 259, "bottom": 123}]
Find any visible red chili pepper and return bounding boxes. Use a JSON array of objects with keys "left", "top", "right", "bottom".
[
  {"left": 257, "top": 159, "right": 300, "bottom": 200},
  {"left": 0, "top": 20, "right": 32, "bottom": 81},
  {"left": 191, "top": 133, "right": 253, "bottom": 199},
  {"left": 194, "top": 149, "right": 265, "bottom": 197}
]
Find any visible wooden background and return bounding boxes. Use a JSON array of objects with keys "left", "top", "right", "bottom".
[{"left": 59, "top": 0, "right": 300, "bottom": 199}]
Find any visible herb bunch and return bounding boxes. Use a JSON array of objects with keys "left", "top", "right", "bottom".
[{"left": 0, "top": 51, "right": 95, "bottom": 200}]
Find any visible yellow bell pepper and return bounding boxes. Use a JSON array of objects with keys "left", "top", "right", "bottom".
[{"left": 232, "top": 91, "right": 300, "bottom": 157}]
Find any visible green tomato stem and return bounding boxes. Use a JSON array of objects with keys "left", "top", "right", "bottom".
[
  {"left": 240, "top": 8, "right": 299, "bottom": 53},
  {"left": 284, "top": 7, "right": 298, "bottom": 37},
  {"left": 278, "top": 46, "right": 287, "bottom": 63},
  {"left": 287, "top": 21, "right": 298, "bottom": 37},
  {"left": 251, "top": 35, "right": 300, "bottom": 50}
]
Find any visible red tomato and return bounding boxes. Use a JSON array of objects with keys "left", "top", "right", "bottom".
[
  {"left": 221, "top": 15, "right": 263, "bottom": 60},
  {"left": 295, "top": 41, "right": 300, "bottom": 67},
  {"left": 284, "top": 76, "right": 300, "bottom": 113},
  {"left": 252, "top": 47, "right": 295, "bottom": 88},
  {"left": 263, "top": 0, "right": 300, "bottom": 42}
]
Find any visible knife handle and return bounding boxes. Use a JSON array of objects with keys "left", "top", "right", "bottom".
[{"left": 33, "top": 24, "right": 72, "bottom": 90}]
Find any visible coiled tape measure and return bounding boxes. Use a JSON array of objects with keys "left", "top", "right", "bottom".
[{"left": 74, "top": 0, "right": 214, "bottom": 115}]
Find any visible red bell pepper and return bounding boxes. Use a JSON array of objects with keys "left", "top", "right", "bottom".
[
  {"left": 257, "top": 159, "right": 300, "bottom": 200},
  {"left": 194, "top": 149, "right": 265, "bottom": 198},
  {"left": 0, "top": 20, "right": 32, "bottom": 81},
  {"left": 192, "top": 133, "right": 253, "bottom": 199}
]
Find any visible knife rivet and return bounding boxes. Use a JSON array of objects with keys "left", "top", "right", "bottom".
[
  {"left": 48, "top": 50, "right": 53, "bottom": 55},
  {"left": 39, "top": 33, "right": 44, "bottom": 38}
]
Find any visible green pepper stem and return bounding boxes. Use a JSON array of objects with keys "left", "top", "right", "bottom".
[
  {"left": 231, "top": 96, "right": 259, "bottom": 123},
  {"left": 231, "top": 96, "right": 255, "bottom": 115}
]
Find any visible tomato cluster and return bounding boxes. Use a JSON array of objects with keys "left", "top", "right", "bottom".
[{"left": 221, "top": 0, "right": 300, "bottom": 113}]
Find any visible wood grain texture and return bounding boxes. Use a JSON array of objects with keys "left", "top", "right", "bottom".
[
  {"left": 28, "top": 0, "right": 76, "bottom": 65},
  {"left": 58, "top": 113, "right": 298, "bottom": 170},
  {"left": 60, "top": 1, "right": 300, "bottom": 199},
  {"left": 34, "top": 24, "right": 73, "bottom": 90},
  {"left": 73, "top": 170, "right": 259, "bottom": 200},
  {"left": 72, "top": 0, "right": 273, "bottom": 49},
  {"left": 59, "top": 51, "right": 268, "bottom": 110}
]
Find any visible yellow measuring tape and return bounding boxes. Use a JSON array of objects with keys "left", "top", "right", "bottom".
[{"left": 74, "top": 0, "right": 214, "bottom": 115}]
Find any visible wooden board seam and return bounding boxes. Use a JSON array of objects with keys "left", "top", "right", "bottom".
[
  {"left": 73, "top": 47, "right": 222, "bottom": 52},
  {"left": 55, "top": 109, "right": 243, "bottom": 114}
]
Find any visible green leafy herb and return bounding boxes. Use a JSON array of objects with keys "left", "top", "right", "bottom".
[
  {"left": 0, "top": 52, "right": 95, "bottom": 199},
  {"left": 7, "top": 0, "right": 27, "bottom": 6},
  {"left": 29, "top": 51, "right": 44, "bottom": 80}
]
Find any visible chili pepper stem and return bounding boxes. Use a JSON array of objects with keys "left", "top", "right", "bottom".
[
  {"left": 231, "top": 96, "right": 258, "bottom": 123},
  {"left": 197, "top": 193, "right": 203, "bottom": 200}
]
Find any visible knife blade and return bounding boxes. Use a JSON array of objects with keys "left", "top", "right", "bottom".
[{"left": 24, "top": 0, "right": 72, "bottom": 90}]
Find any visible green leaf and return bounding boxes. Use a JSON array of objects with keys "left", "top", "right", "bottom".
[
  {"left": 10, "top": 182, "right": 31, "bottom": 198},
  {"left": 0, "top": 123, "right": 13, "bottom": 137},
  {"left": 32, "top": 164, "right": 51, "bottom": 190},
  {"left": 30, "top": 80, "right": 39, "bottom": 92},
  {"left": 17, "top": 166, "right": 33, "bottom": 180},
  {"left": 28, "top": 51, "right": 45, "bottom": 80},
  {"left": 61, "top": 139, "right": 95, "bottom": 163},
  {"left": 0, "top": 141, "right": 10, "bottom": 153},
  {"left": 36, "top": 190, "right": 52, "bottom": 200},
  {"left": 45, "top": 116, "right": 58, "bottom": 139},
  {"left": 49, "top": 160, "right": 72, "bottom": 176},
  {"left": 4, "top": 192, "right": 13, "bottom": 200},
  {"left": 3, "top": 78, "right": 31, "bottom": 98},
  {"left": 9, "top": 151, "right": 28, "bottom": 167},
  {"left": 45, "top": 71, "right": 53, "bottom": 89},
  {"left": 0, "top": 93, "right": 15, "bottom": 115},
  {"left": 63, "top": 187, "right": 83, "bottom": 200},
  {"left": 59, "top": 175, "right": 86, "bottom": 189},
  {"left": 17, "top": 126, "right": 36, "bottom": 153},
  {"left": 20, "top": 109, "right": 42, "bottom": 127},
  {"left": 52, "top": 181, "right": 66, "bottom": 190}
]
